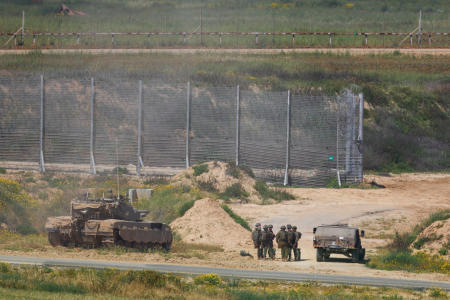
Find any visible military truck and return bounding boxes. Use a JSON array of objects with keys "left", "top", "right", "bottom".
[
  {"left": 45, "top": 193, "right": 173, "bottom": 250},
  {"left": 313, "top": 224, "right": 365, "bottom": 262}
]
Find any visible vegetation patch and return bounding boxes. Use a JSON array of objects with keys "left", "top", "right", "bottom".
[
  {"left": 221, "top": 204, "right": 251, "bottom": 232},
  {"left": 193, "top": 164, "right": 208, "bottom": 177},
  {"left": 254, "top": 180, "right": 295, "bottom": 202},
  {"left": 0, "top": 168, "right": 6, "bottom": 174},
  {"left": 0, "top": 264, "right": 433, "bottom": 300},
  {"left": 368, "top": 210, "right": 450, "bottom": 274},
  {"left": 220, "top": 183, "right": 249, "bottom": 200},
  {"left": 226, "top": 163, "right": 241, "bottom": 179}
]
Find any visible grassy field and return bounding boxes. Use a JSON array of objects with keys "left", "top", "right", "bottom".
[
  {"left": 1, "top": 52, "right": 449, "bottom": 172},
  {"left": 0, "top": 0, "right": 448, "bottom": 48},
  {"left": 0, "top": 263, "right": 445, "bottom": 300},
  {"left": 368, "top": 210, "right": 450, "bottom": 274}
]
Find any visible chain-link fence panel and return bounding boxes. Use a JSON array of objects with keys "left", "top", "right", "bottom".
[
  {"left": 94, "top": 79, "right": 138, "bottom": 167},
  {"left": 142, "top": 81, "right": 186, "bottom": 169},
  {"left": 240, "top": 90, "right": 288, "bottom": 183},
  {"left": 191, "top": 86, "right": 236, "bottom": 164},
  {"left": 289, "top": 95, "right": 338, "bottom": 186},
  {"left": 43, "top": 79, "right": 90, "bottom": 166},
  {"left": 0, "top": 77, "right": 40, "bottom": 164}
]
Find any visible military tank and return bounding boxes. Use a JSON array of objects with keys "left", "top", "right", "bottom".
[{"left": 45, "top": 192, "right": 173, "bottom": 250}]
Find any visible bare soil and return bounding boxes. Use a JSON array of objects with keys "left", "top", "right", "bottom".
[
  {"left": 412, "top": 219, "right": 450, "bottom": 258},
  {"left": 0, "top": 173, "right": 449, "bottom": 282}
]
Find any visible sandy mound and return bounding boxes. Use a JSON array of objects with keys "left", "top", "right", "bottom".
[
  {"left": 172, "top": 161, "right": 261, "bottom": 203},
  {"left": 412, "top": 219, "right": 449, "bottom": 258},
  {"left": 170, "top": 198, "right": 253, "bottom": 251}
]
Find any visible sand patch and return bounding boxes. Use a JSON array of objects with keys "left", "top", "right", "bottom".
[{"left": 170, "top": 198, "right": 253, "bottom": 251}]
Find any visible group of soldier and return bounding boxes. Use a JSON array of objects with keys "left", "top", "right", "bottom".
[{"left": 251, "top": 223, "right": 302, "bottom": 262}]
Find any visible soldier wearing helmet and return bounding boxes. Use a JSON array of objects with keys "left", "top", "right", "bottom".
[
  {"left": 292, "top": 225, "right": 302, "bottom": 261},
  {"left": 251, "top": 223, "right": 263, "bottom": 259},
  {"left": 276, "top": 225, "right": 289, "bottom": 261},
  {"left": 268, "top": 224, "right": 275, "bottom": 259},
  {"left": 261, "top": 225, "right": 271, "bottom": 259},
  {"left": 286, "top": 224, "right": 295, "bottom": 261}
]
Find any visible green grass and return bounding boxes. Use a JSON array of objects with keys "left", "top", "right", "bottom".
[
  {"left": 368, "top": 210, "right": 450, "bottom": 274},
  {"left": 193, "top": 163, "right": 208, "bottom": 177},
  {"left": 220, "top": 183, "right": 249, "bottom": 200},
  {"left": 254, "top": 180, "right": 295, "bottom": 202},
  {"left": 221, "top": 204, "right": 251, "bottom": 231},
  {"left": 0, "top": 0, "right": 448, "bottom": 48},
  {"left": 0, "top": 263, "right": 434, "bottom": 300}
]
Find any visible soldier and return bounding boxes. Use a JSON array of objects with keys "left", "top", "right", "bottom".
[
  {"left": 251, "top": 223, "right": 263, "bottom": 259},
  {"left": 286, "top": 224, "right": 295, "bottom": 261},
  {"left": 261, "top": 225, "right": 270, "bottom": 259},
  {"left": 276, "top": 225, "right": 289, "bottom": 261},
  {"left": 268, "top": 224, "right": 275, "bottom": 259},
  {"left": 292, "top": 225, "right": 302, "bottom": 261}
]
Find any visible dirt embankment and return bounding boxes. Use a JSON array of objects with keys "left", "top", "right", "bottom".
[
  {"left": 412, "top": 219, "right": 450, "bottom": 258},
  {"left": 170, "top": 198, "right": 252, "bottom": 251}
]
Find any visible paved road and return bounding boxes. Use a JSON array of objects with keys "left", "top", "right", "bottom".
[
  {"left": 1, "top": 255, "right": 449, "bottom": 291},
  {"left": 0, "top": 48, "right": 449, "bottom": 56}
]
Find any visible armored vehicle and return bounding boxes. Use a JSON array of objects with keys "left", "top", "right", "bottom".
[
  {"left": 45, "top": 193, "right": 173, "bottom": 250},
  {"left": 313, "top": 224, "right": 365, "bottom": 262}
]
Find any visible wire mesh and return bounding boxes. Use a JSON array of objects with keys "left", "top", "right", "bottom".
[
  {"left": 43, "top": 79, "right": 90, "bottom": 166},
  {"left": 191, "top": 86, "right": 236, "bottom": 164},
  {"left": 0, "top": 76, "right": 363, "bottom": 186},
  {"left": 240, "top": 90, "right": 288, "bottom": 183},
  {"left": 142, "top": 81, "right": 186, "bottom": 168},
  {"left": 0, "top": 77, "right": 40, "bottom": 164}
]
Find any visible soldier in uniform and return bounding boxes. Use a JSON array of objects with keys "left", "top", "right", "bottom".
[
  {"left": 261, "top": 225, "right": 270, "bottom": 259},
  {"left": 292, "top": 225, "right": 302, "bottom": 261},
  {"left": 268, "top": 224, "right": 275, "bottom": 259},
  {"left": 276, "top": 225, "right": 289, "bottom": 261},
  {"left": 251, "top": 223, "right": 263, "bottom": 259},
  {"left": 286, "top": 224, "right": 295, "bottom": 261}
]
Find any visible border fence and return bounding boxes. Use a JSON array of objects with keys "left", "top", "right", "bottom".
[{"left": 0, "top": 76, "right": 363, "bottom": 186}]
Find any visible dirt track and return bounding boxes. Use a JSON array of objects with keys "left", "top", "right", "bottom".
[{"left": 0, "top": 48, "right": 449, "bottom": 56}]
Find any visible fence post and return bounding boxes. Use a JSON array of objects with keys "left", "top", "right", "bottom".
[
  {"left": 21, "top": 11, "right": 25, "bottom": 46},
  {"left": 255, "top": 34, "right": 258, "bottom": 46},
  {"left": 33, "top": 34, "right": 36, "bottom": 45},
  {"left": 89, "top": 78, "right": 96, "bottom": 174},
  {"left": 14, "top": 34, "right": 17, "bottom": 46},
  {"left": 185, "top": 81, "right": 191, "bottom": 169},
  {"left": 235, "top": 85, "right": 240, "bottom": 166},
  {"left": 329, "top": 33, "right": 332, "bottom": 47},
  {"left": 136, "top": 80, "right": 144, "bottom": 175},
  {"left": 345, "top": 94, "right": 354, "bottom": 175},
  {"left": 365, "top": 33, "right": 368, "bottom": 46},
  {"left": 291, "top": 34, "right": 295, "bottom": 48},
  {"left": 358, "top": 93, "right": 364, "bottom": 182},
  {"left": 336, "top": 99, "right": 341, "bottom": 187},
  {"left": 283, "top": 90, "right": 291, "bottom": 186},
  {"left": 219, "top": 33, "right": 222, "bottom": 47},
  {"left": 39, "top": 75, "right": 45, "bottom": 173},
  {"left": 111, "top": 34, "right": 114, "bottom": 46},
  {"left": 409, "top": 34, "right": 413, "bottom": 47},
  {"left": 77, "top": 34, "right": 80, "bottom": 45}
]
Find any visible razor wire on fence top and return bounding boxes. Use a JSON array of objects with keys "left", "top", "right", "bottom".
[{"left": 0, "top": 76, "right": 363, "bottom": 186}]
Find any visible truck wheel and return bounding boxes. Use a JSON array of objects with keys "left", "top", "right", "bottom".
[
  {"left": 359, "top": 248, "right": 366, "bottom": 262},
  {"left": 351, "top": 249, "right": 360, "bottom": 262},
  {"left": 48, "top": 232, "right": 61, "bottom": 246},
  {"left": 323, "top": 252, "right": 330, "bottom": 261},
  {"left": 316, "top": 248, "right": 324, "bottom": 262}
]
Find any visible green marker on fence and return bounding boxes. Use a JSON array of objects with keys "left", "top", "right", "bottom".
[{"left": 328, "top": 156, "right": 334, "bottom": 161}]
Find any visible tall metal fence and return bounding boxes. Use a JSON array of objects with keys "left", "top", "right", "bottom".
[{"left": 0, "top": 76, "right": 363, "bottom": 186}]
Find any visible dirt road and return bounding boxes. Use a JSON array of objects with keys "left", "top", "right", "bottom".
[{"left": 0, "top": 48, "right": 449, "bottom": 56}]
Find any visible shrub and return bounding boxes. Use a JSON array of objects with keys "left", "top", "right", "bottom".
[
  {"left": 194, "top": 273, "right": 221, "bottom": 286},
  {"left": 0, "top": 168, "right": 6, "bottom": 174},
  {"left": 254, "top": 180, "right": 295, "bottom": 202},
  {"left": 221, "top": 183, "right": 248, "bottom": 200},
  {"left": 428, "top": 287, "right": 446, "bottom": 298},
  {"left": 112, "top": 167, "right": 128, "bottom": 175},
  {"left": 178, "top": 200, "right": 195, "bottom": 217},
  {"left": 226, "top": 163, "right": 241, "bottom": 179},
  {"left": 221, "top": 204, "right": 251, "bottom": 231},
  {"left": 193, "top": 164, "right": 208, "bottom": 177},
  {"left": 197, "top": 179, "right": 218, "bottom": 193},
  {"left": 439, "top": 248, "right": 448, "bottom": 256},
  {"left": 238, "top": 165, "right": 255, "bottom": 178}
]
